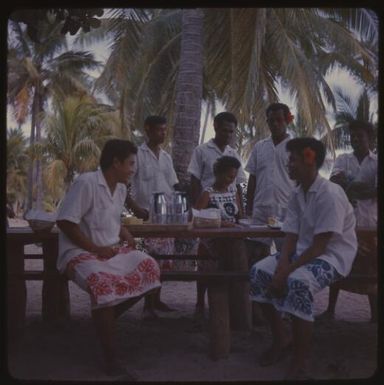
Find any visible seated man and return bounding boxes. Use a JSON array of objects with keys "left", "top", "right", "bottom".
[
  {"left": 249, "top": 137, "right": 357, "bottom": 380},
  {"left": 57, "top": 139, "right": 161, "bottom": 378}
]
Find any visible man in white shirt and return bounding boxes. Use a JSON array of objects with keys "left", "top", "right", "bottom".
[
  {"left": 188, "top": 112, "right": 247, "bottom": 204},
  {"left": 125, "top": 115, "right": 179, "bottom": 316},
  {"left": 249, "top": 138, "right": 357, "bottom": 380},
  {"left": 319, "top": 120, "right": 377, "bottom": 322},
  {"left": 245, "top": 103, "right": 296, "bottom": 257},
  {"left": 57, "top": 139, "right": 161, "bottom": 378},
  {"left": 187, "top": 112, "right": 247, "bottom": 316}
]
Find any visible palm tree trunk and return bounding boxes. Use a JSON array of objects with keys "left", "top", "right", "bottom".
[
  {"left": 200, "top": 100, "right": 210, "bottom": 145},
  {"left": 172, "top": 9, "right": 204, "bottom": 187}
]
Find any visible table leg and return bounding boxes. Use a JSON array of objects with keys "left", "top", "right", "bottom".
[
  {"left": 7, "top": 241, "right": 26, "bottom": 340},
  {"left": 208, "top": 281, "right": 230, "bottom": 360},
  {"left": 42, "top": 239, "right": 70, "bottom": 321},
  {"left": 224, "top": 239, "right": 252, "bottom": 331}
]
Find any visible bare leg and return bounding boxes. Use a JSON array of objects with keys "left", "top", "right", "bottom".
[
  {"left": 195, "top": 281, "right": 207, "bottom": 316},
  {"left": 258, "top": 303, "right": 292, "bottom": 366},
  {"left": 91, "top": 306, "right": 118, "bottom": 373},
  {"left": 153, "top": 288, "right": 174, "bottom": 311},
  {"left": 143, "top": 288, "right": 160, "bottom": 319},
  {"left": 285, "top": 315, "right": 313, "bottom": 379},
  {"left": 368, "top": 294, "right": 377, "bottom": 322},
  {"left": 316, "top": 286, "right": 339, "bottom": 320}
]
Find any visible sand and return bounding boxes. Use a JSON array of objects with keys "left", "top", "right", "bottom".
[{"left": 6, "top": 219, "right": 378, "bottom": 382}]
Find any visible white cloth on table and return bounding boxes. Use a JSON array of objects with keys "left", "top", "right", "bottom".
[
  {"left": 130, "top": 142, "right": 178, "bottom": 210},
  {"left": 56, "top": 169, "right": 127, "bottom": 273},
  {"left": 187, "top": 139, "right": 246, "bottom": 191},
  {"left": 282, "top": 175, "right": 357, "bottom": 277},
  {"left": 331, "top": 151, "right": 377, "bottom": 227}
]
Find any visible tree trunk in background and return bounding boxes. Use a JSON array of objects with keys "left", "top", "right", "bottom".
[{"left": 172, "top": 9, "right": 203, "bottom": 187}]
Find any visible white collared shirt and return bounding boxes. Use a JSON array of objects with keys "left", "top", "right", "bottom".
[
  {"left": 56, "top": 169, "right": 127, "bottom": 272},
  {"left": 130, "top": 142, "right": 178, "bottom": 210},
  {"left": 282, "top": 175, "right": 357, "bottom": 277},
  {"left": 245, "top": 135, "right": 295, "bottom": 213},
  {"left": 187, "top": 139, "right": 247, "bottom": 190},
  {"left": 331, "top": 151, "right": 377, "bottom": 226}
]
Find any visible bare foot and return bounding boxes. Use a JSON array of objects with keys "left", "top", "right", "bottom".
[
  {"left": 142, "top": 308, "right": 159, "bottom": 320},
  {"left": 259, "top": 340, "right": 292, "bottom": 367},
  {"left": 154, "top": 301, "right": 175, "bottom": 312},
  {"left": 284, "top": 360, "right": 312, "bottom": 380},
  {"left": 315, "top": 310, "right": 335, "bottom": 321}
]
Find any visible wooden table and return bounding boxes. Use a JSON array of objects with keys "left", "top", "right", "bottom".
[
  {"left": 6, "top": 225, "right": 283, "bottom": 335},
  {"left": 7, "top": 225, "right": 375, "bottom": 357}
]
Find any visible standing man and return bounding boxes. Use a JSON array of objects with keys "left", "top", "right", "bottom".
[
  {"left": 187, "top": 112, "right": 247, "bottom": 317},
  {"left": 318, "top": 120, "right": 377, "bottom": 321},
  {"left": 250, "top": 138, "right": 357, "bottom": 380},
  {"left": 245, "top": 103, "right": 296, "bottom": 258},
  {"left": 125, "top": 115, "right": 179, "bottom": 317}
]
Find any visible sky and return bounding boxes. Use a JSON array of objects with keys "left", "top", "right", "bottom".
[{"left": 7, "top": 13, "right": 377, "bottom": 160}]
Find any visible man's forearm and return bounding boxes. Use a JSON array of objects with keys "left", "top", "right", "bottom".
[{"left": 57, "top": 220, "right": 98, "bottom": 252}]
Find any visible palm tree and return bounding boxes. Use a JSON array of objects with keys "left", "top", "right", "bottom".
[
  {"left": 96, "top": 8, "right": 377, "bottom": 182},
  {"left": 172, "top": 9, "right": 204, "bottom": 186},
  {"left": 6, "top": 127, "right": 29, "bottom": 213},
  {"left": 324, "top": 87, "right": 377, "bottom": 151},
  {"left": 7, "top": 19, "right": 102, "bottom": 210},
  {"left": 42, "top": 94, "right": 115, "bottom": 194}
]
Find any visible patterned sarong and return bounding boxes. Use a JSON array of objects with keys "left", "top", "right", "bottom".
[
  {"left": 249, "top": 253, "right": 342, "bottom": 321},
  {"left": 66, "top": 245, "right": 161, "bottom": 309}
]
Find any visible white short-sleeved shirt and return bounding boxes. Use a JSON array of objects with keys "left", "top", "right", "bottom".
[
  {"left": 130, "top": 143, "right": 179, "bottom": 210},
  {"left": 56, "top": 169, "right": 127, "bottom": 273},
  {"left": 187, "top": 139, "right": 247, "bottom": 190},
  {"left": 245, "top": 135, "right": 295, "bottom": 215},
  {"left": 331, "top": 151, "right": 377, "bottom": 226},
  {"left": 282, "top": 175, "right": 357, "bottom": 277}
]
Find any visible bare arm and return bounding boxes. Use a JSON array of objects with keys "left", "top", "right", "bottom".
[
  {"left": 269, "top": 232, "right": 332, "bottom": 297},
  {"left": 125, "top": 195, "right": 149, "bottom": 220},
  {"left": 246, "top": 174, "right": 256, "bottom": 217},
  {"left": 57, "top": 220, "right": 117, "bottom": 258},
  {"left": 119, "top": 225, "right": 136, "bottom": 247},
  {"left": 190, "top": 175, "right": 202, "bottom": 206},
  {"left": 235, "top": 191, "right": 244, "bottom": 219},
  {"left": 236, "top": 184, "right": 244, "bottom": 216},
  {"left": 194, "top": 191, "right": 210, "bottom": 210}
]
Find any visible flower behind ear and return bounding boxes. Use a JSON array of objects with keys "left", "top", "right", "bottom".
[
  {"left": 303, "top": 147, "right": 316, "bottom": 165},
  {"left": 286, "top": 112, "right": 294, "bottom": 124}
]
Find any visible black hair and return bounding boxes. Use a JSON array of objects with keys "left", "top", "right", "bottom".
[
  {"left": 213, "top": 156, "right": 241, "bottom": 176},
  {"left": 144, "top": 115, "right": 167, "bottom": 127},
  {"left": 266, "top": 103, "right": 291, "bottom": 120},
  {"left": 348, "top": 119, "right": 375, "bottom": 139},
  {"left": 99, "top": 139, "right": 137, "bottom": 171},
  {"left": 286, "top": 137, "right": 326, "bottom": 169},
  {"left": 213, "top": 112, "right": 237, "bottom": 127}
]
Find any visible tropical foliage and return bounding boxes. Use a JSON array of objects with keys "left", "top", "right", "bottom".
[{"left": 6, "top": 7, "right": 378, "bottom": 215}]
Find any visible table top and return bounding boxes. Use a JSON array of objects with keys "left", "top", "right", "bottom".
[
  {"left": 6, "top": 224, "right": 376, "bottom": 243},
  {"left": 6, "top": 223, "right": 285, "bottom": 242}
]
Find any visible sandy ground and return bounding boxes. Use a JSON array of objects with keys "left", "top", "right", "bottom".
[{"left": 7, "top": 219, "right": 379, "bottom": 382}]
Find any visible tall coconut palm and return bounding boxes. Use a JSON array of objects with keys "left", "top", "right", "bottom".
[
  {"left": 171, "top": 9, "right": 204, "bottom": 186},
  {"left": 7, "top": 19, "right": 102, "bottom": 210},
  {"left": 42, "top": 94, "right": 115, "bottom": 194}
]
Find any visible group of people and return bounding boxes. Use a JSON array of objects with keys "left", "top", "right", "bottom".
[{"left": 56, "top": 103, "right": 377, "bottom": 380}]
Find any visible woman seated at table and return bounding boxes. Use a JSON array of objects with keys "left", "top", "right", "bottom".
[
  {"left": 56, "top": 139, "right": 161, "bottom": 379},
  {"left": 249, "top": 138, "right": 357, "bottom": 380},
  {"left": 194, "top": 155, "right": 243, "bottom": 319}
]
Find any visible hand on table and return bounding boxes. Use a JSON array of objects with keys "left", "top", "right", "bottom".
[{"left": 133, "top": 207, "right": 149, "bottom": 221}]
